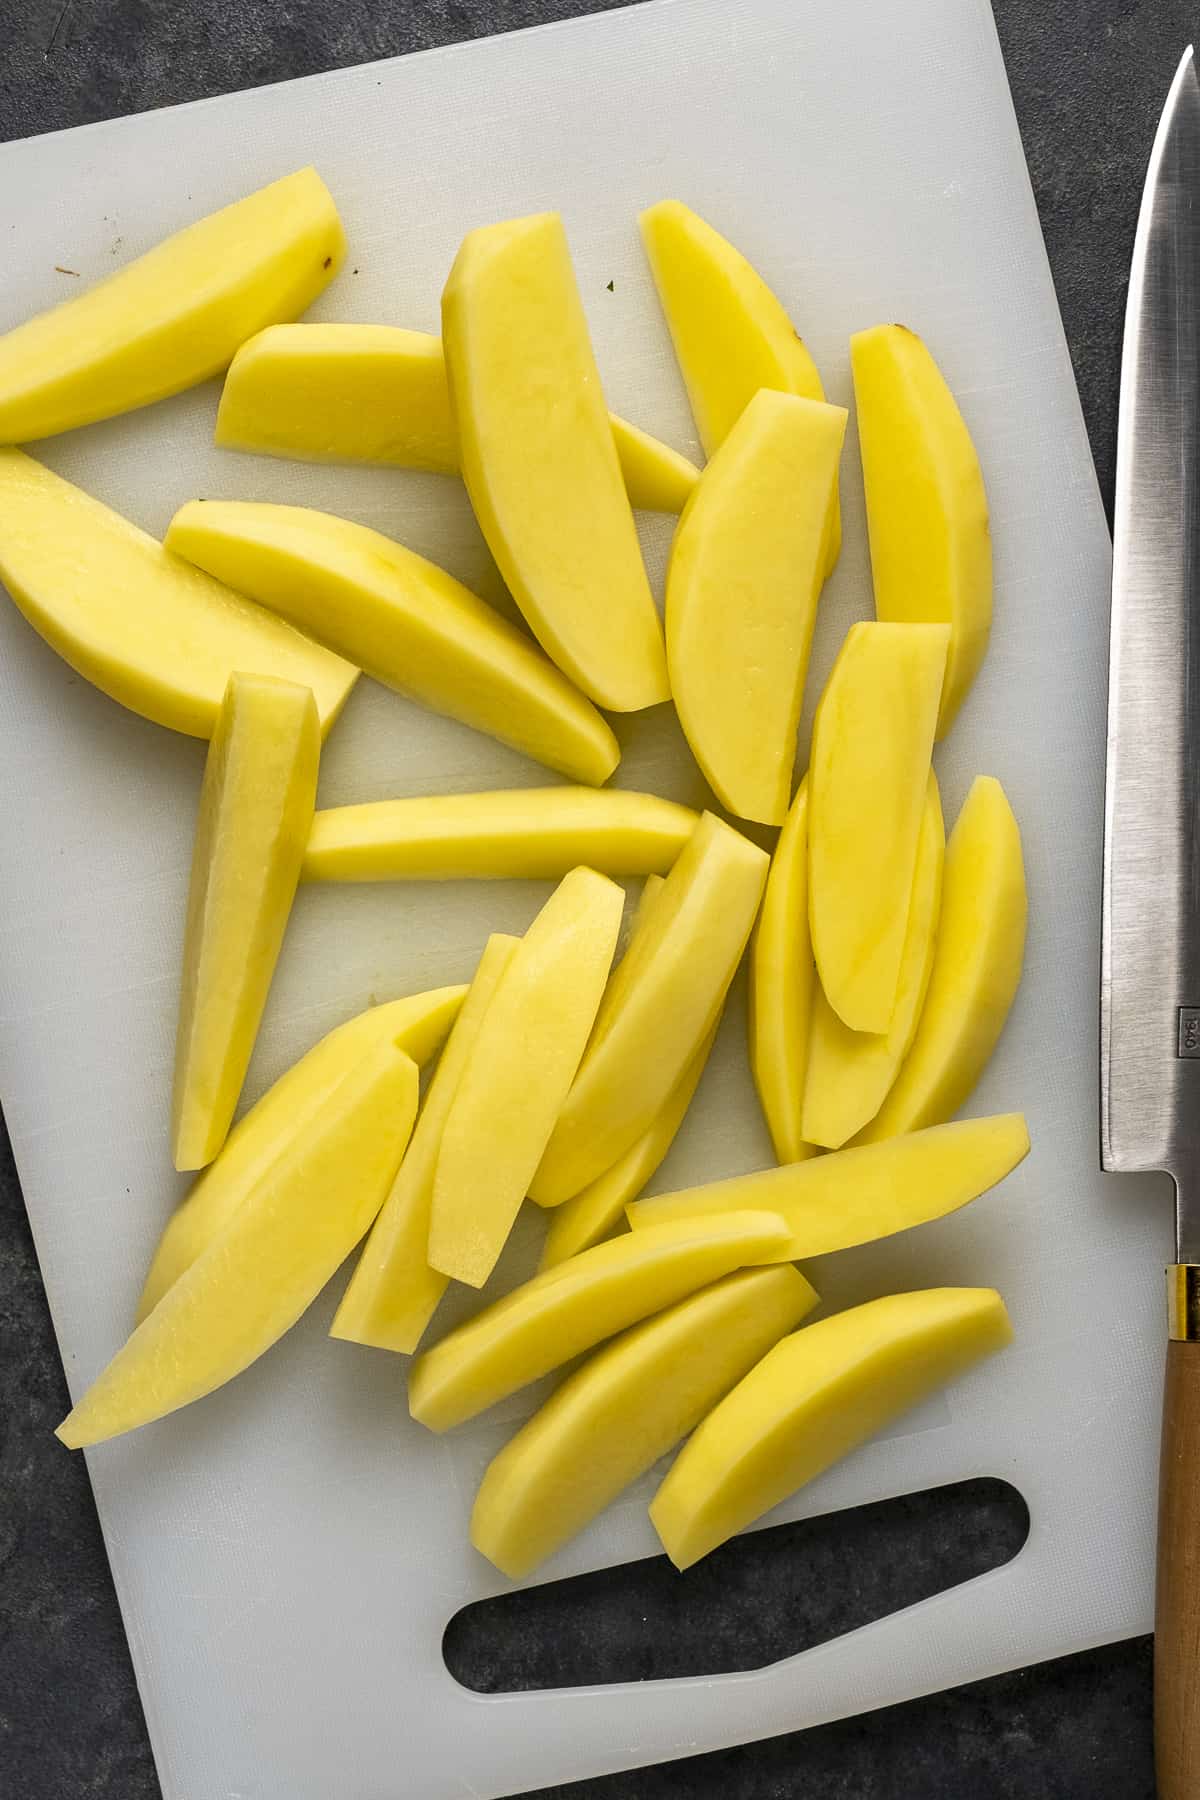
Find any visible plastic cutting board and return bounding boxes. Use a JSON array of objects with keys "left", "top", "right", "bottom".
[{"left": 0, "top": 1, "right": 1150, "bottom": 1794}]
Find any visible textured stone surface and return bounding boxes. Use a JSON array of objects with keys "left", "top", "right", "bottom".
[{"left": 0, "top": 1, "right": 1178, "bottom": 1794}]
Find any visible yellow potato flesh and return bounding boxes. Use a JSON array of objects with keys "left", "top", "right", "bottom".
[
  {"left": 587, "top": 873, "right": 668, "bottom": 1054},
  {"left": 626, "top": 1112, "right": 1029, "bottom": 1259},
  {"left": 0, "top": 451, "right": 357, "bottom": 739},
  {"left": 59, "top": 1042, "right": 418, "bottom": 1448},
  {"left": 530, "top": 812, "right": 768, "bottom": 1204},
  {"left": 165, "top": 499, "right": 618, "bottom": 786},
  {"left": 808, "top": 621, "right": 949, "bottom": 1032},
  {"left": 442, "top": 213, "right": 668, "bottom": 711},
  {"left": 302, "top": 788, "right": 698, "bottom": 883},
  {"left": 473, "top": 1265, "right": 817, "bottom": 1577},
  {"left": 748, "top": 779, "right": 817, "bottom": 1164},
  {"left": 852, "top": 324, "right": 992, "bottom": 737},
  {"left": 137, "top": 987, "right": 464, "bottom": 1322},
  {"left": 539, "top": 1024, "right": 717, "bottom": 1270},
  {"left": 639, "top": 198, "right": 840, "bottom": 571},
  {"left": 854, "top": 776, "right": 1027, "bottom": 1143},
  {"left": 0, "top": 168, "right": 344, "bottom": 443},
  {"left": 217, "top": 323, "right": 700, "bottom": 511},
  {"left": 606, "top": 414, "right": 701, "bottom": 513},
  {"left": 803, "top": 774, "right": 945, "bottom": 1149},
  {"left": 172, "top": 675, "right": 319, "bottom": 1172},
  {"left": 408, "top": 1209, "right": 792, "bottom": 1432},
  {"left": 650, "top": 1287, "right": 1013, "bottom": 1568},
  {"left": 667, "top": 390, "right": 846, "bottom": 824},
  {"left": 331, "top": 937, "right": 518, "bottom": 1355},
  {"left": 429, "top": 870, "right": 625, "bottom": 1287},
  {"left": 218, "top": 325, "right": 461, "bottom": 473}
]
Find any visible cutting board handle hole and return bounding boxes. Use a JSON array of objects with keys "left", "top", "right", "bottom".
[{"left": 442, "top": 1476, "right": 1029, "bottom": 1692}]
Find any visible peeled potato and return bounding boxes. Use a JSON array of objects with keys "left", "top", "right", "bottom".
[
  {"left": 408, "top": 1210, "right": 791, "bottom": 1433},
  {"left": 0, "top": 168, "right": 344, "bottom": 442},
  {"left": 217, "top": 322, "right": 700, "bottom": 511},
  {"left": 650, "top": 1287, "right": 1013, "bottom": 1568},
  {"left": 808, "top": 621, "right": 948, "bottom": 1032},
  {"left": 172, "top": 674, "right": 318, "bottom": 1172},
  {"left": 852, "top": 323, "right": 991, "bottom": 737},
  {"left": 854, "top": 776, "right": 1026, "bottom": 1142},
  {"left": 472, "top": 1265, "right": 817, "bottom": 1577},
  {"left": 443, "top": 212, "right": 668, "bottom": 711}
]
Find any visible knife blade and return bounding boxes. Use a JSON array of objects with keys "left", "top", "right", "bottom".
[
  {"left": 1103, "top": 47, "right": 1200, "bottom": 1799},
  {"left": 1103, "top": 43, "right": 1200, "bottom": 1244}
]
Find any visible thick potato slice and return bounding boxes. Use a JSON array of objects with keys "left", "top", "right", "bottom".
[
  {"left": 165, "top": 500, "right": 618, "bottom": 786},
  {"left": 0, "top": 169, "right": 343, "bottom": 443},
  {"left": 216, "top": 323, "right": 699, "bottom": 511},
  {"left": 539, "top": 1024, "right": 717, "bottom": 1270},
  {"left": 627, "top": 1113, "right": 1029, "bottom": 1257},
  {"left": 59, "top": 1043, "right": 418, "bottom": 1448},
  {"left": 803, "top": 774, "right": 945, "bottom": 1149},
  {"left": 407, "top": 1210, "right": 791, "bottom": 1432},
  {"left": 172, "top": 675, "right": 319, "bottom": 1171},
  {"left": 854, "top": 776, "right": 1026, "bottom": 1142},
  {"left": 748, "top": 780, "right": 817, "bottom": 1166},
  {"left": 639, "top": 198, "right": 839, "bottom": 570},
  {"left": 851, "top": 324, "right": 992, "bottom": 737},
  {"left": 0, "top": 451, "right": 357, "bottom": 738},
  {"left": 331, "top": 937, "right": 518, "bottom": 1355},
  {"left": 808, "top": 621, "right": 948, "bottom": 1032},
  {"left": 302, "top": 788, "right": 697, "bottom": 883},
  {"left": 667, "top": 391, "right": 846, "bottom": 824},
  {"left": 650, "top": 1287, "right": 1013, "bottom": 1568},
  {"left": 429, "top": 871, "right": 624, "bottom": 1288},
  {"left": 607, "top": 414, "right": 700, "bottom": 513},
  {"left": 138, "top": 987, "right": 464, "bottom": 1323},
  {"left": 472, "top": 1265, "right": 817, "bottom": 1577},
  {"left": 530, "top": 813, "right": 768, "bottom": 1205},
  {"left": 217, "top": 325, "right": 461, "bottom": 472},
  {"left": 442, "top": 213, "right": 668, "bottom": 711}
]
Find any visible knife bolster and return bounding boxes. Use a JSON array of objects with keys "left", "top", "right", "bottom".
[{"left": 1167, "top": 1265, "right": 1200, "bottom": 1340}]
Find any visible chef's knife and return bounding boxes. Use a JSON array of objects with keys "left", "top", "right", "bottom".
[{"left": 1104, "top": 42, "right": 1200, "bottom": 1800}]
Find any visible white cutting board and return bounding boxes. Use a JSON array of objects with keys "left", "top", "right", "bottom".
[{"left": 0, "top": 0, "right": 1153, "bottom": 1795}]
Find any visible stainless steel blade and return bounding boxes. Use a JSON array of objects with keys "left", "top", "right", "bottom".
[{"left": 1103, "top": 45, "right": 1200, "bottom": 1255}]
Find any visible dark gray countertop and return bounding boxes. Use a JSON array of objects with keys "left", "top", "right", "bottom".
[{"left": 0, "top": 2, "right": 1181, "bottom": 1794}]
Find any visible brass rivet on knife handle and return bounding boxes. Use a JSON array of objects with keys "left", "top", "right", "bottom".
[{"left": 1167, "top": 1266, "right": 1200, "bottom": 1341}]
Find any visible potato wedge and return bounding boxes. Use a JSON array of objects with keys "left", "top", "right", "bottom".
[
  {"left": 331, "top": 937, "right": 519, "bottom": 1355},
  {"left": 803, "top": 773, "right": 945, "bottom": 1148},
  {"left": 137, "top": 988, "right": 464, "bottom": 1322},
  {"left": 650, "top": 1287, "right": 1013, "bottom": 1568},
  {"left": 626, "top": 1113, "right": 1029, "bottom": 1258},
  {"left": 0, "top": 451, "right": 357, "bottom": 738},
  {"left": 808, "top": 621, "right": 948, "bottom": 1031},
  {"left": 748, "top": 780, "right": 817, "bottom": 1166},
  {"left": 173, "top": 675, "right": 319, "bottom": 1171},
  {"left": 854, "top": 776, "right": 1026, "bottom": 1142},
  {"left": 607, "top": 414, "right": 700, "bottom": 513},
  {"left": 216, "top": 323, "right": 699, "bottom": 511},
  {"left": 407, "top": 1210, "right": 791, "bottom": 1432},
  {"left": 443, "top": 212, "right": 668, "bottom": 711},
  {"left": 473, "top": 1265, "right": 817, "bottom": 1576},
  {"left": 539, "top": 1024, "right": 717, "bottom": 1269},
  {"left": 165, "top": 500, "right": 619, "bottom": 785},
  {"left": 667, "top": 390, "right": 846, "bottom": 824},
  {"left": 0, "top": 169, "right": 343, "bottom": 443},
  {"left": 530, "top": 813, "right": 768, "bottom": 1204},
  {"left": 852, "top": 324, "right": 991, "bottom": 737},
  {"left": 429, "top": 871, "right": 624, "bottom": 1287},
  {"left": 302, "top": 788, "right": 697, "bottom": 883},
  {"left": 639, "top": 198, "right": 839, "bottom": 570},
  {"left": 59, "top": 1042, "right": 418, "bottom": 1447}
]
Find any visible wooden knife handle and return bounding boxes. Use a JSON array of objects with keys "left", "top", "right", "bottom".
[{"left": 1157, "top": 1269, "right": 1200, "bottom": 1799}]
